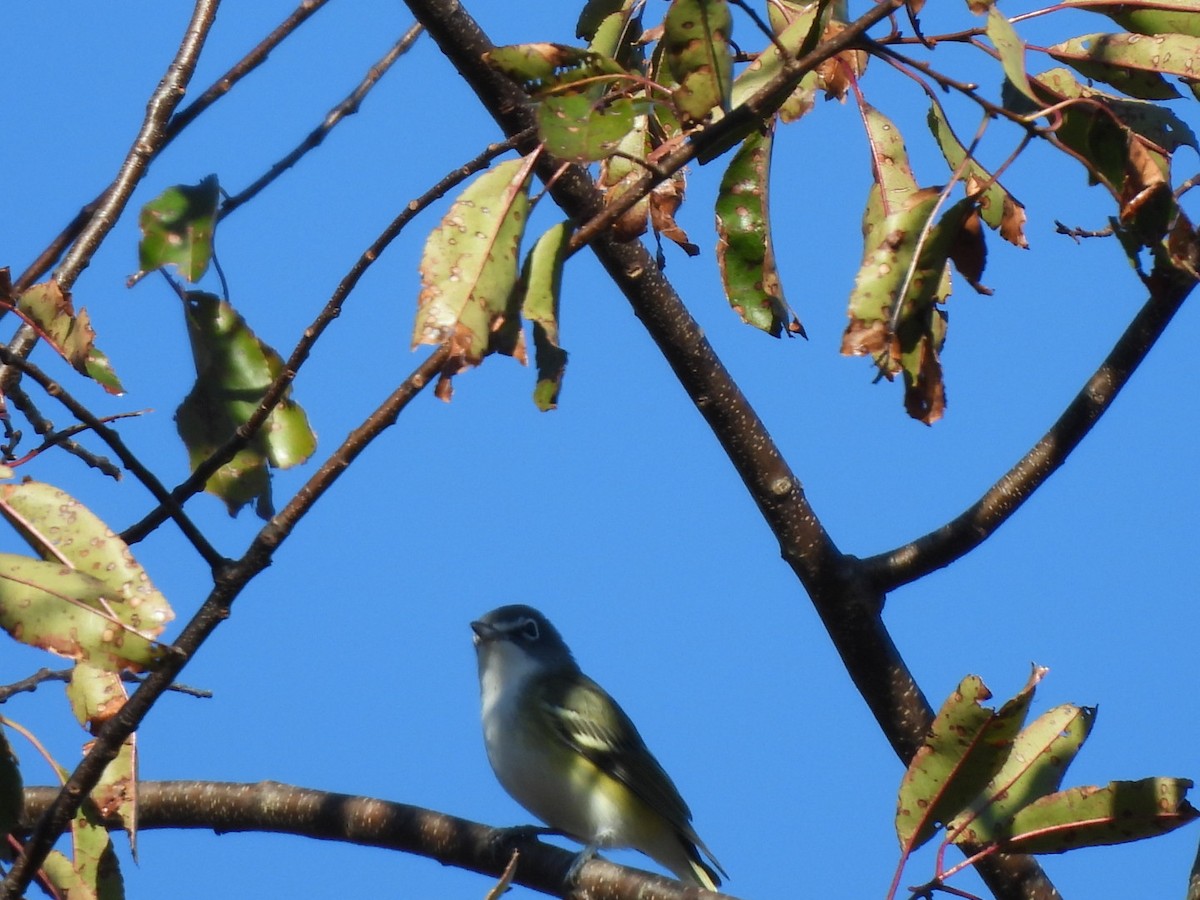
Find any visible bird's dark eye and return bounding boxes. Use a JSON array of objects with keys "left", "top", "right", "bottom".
[{"left": 518, "top": 618, "right": 539, "bottom": 642}]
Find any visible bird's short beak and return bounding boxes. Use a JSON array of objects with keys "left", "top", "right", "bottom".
[{"left": 470, "top": 620, "right": 494, "bottom": 646}]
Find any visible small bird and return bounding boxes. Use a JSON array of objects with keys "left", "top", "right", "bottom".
[{"left": 471, "top": 604, "right": 726, "bottom": 889}]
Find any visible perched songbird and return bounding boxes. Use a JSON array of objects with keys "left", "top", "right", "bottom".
[{"left": 471, "top": 604, "right": 726, "bottom": 889}]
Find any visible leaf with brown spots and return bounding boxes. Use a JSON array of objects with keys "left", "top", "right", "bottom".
[
  {"left": 1001, "top": 778, "right": 1198, "bottom": 853},
  {"left": 413, "top": 154, "right": 538, "bottom": 394},
  {"left": 0, "top": 480, "right": 174, "bottom": 636},
  {"left": 663, "top": 0, "right": 733, "bottom": 125},
  {"left": 927, "top": 102, "right": 1029, "bottom": 248},
  {"left": 896, "top": 667, "right": 1046, "bottom": 853},
  {"left": 69, "top": 663, "right": 139, "bottom": 859},
  {"left": 11, "top": 281, "right": 124, "bottom": 394},
  {"left": 715, "top": 125, "right": 802, "bottom": 337}
]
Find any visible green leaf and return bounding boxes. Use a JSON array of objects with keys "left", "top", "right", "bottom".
[
  {"left": 586, "top": 3, "right": 646, "bottom": 68},
  {"left": 0, "top": 480, "right": 173, "bottom": 636},
  {"left": 68, "top": 664, "right": 139, "bottom": 859},
  {"left": 950, "top": 704, "right": 1095, "bottom": 844},
  {"left": 520, "top": 223, "right": 571, "bottom": 411},
  {"left": 1065, "top": 0, "right": 1200, "bottom": 37},
  {"left": 132, "top": 174, "right": 220, "bottom": 284},
  {"left": 988, "top": 8, "right": 1038, "bottom": 102},
  {"left": 844, "top": 190, "right": 975, "bottom": 422},
  {"left": 663, "top": 0, "right": 734, "bottom": 125},
  {"left": 577, "top": 0, "right": 627, "bottom": 40},
  {"left": 0, "top": 723, "right": 23, "bottom": 846},
  {"left": 730, "top": 5, "right": 821, "bottom": 110},
  {"left": 926, "top": 103, "right": 1028, "bottom": 248},
  {"left": 176, "top": 292, "right": 317, "bottom": 518},
  {"left": 42, "top": 800, "right": 124, "bottom": 900},
  {"left": 860, "top": 103, "right": 918, "bottom": 216},
  {"left": 537, "top": 93, "right": 636, "bottom": 162},
  {"left": 895, "top": 668, "right": 1045, "bottom": 852},
  {"left": 1032, "top": 68, "right": 1197, "bottom": 154},
  {"left": 13, "top": 282, "right": 124, "bottom": 395},
  {"left": 485, "top": 44, "right": 627, "bottom": 97},
  {"left": 1002, "top": 778, "right": 1198, "bottom": 853},
  {"left": 1047, "top": 33, "right": 1189, "bottom": 100},
  {"left": 0, "top": 553, "right": 171, "bottom": 670},
  {"left": 413, "top": 155, "right": 537, "bottom": 374},
  {"left": 715, "top": 125, "right": 803, "bottom": 338}
]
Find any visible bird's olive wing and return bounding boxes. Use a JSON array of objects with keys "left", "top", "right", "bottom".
[{"left": 539, "top": 674, "right": 694, "bottom": 829}]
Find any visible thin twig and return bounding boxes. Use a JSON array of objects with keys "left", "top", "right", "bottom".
[
  {"left": 121, "top": 130, "right": 531, "bottom": 544},
  {"left": 220, "top": 23, "right": 424, "bottom": 217},
  {"left": 0, "top": 347, "right": 448, "bottom": 899},
  {"left": 0, "top": 347, "right": 225, "bottom": 571},
  {"left": 11, "top": 0, "right": 333, "bottom": 296},
  {"left": 55, "top": 2, "right": 221, "bottom": 293},
  {"left": 0, "top": 668, "right": 211, "bottom": 704},
  {"left": 3, "top": 383, "right": 123, "bottom": 477}
]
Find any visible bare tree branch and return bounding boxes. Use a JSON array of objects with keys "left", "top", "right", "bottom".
[
  {"left": 220, "top": 22, "right": 424, "bottom": 217},
  {"left": 0, "top": 346, "right": 449, "bottom": 899},
  {"left": 21, "top": 781, "right": 737, "bottom": 900},
  {"left": 862, "top": 272, "right": 1195, "bottom": 591}
]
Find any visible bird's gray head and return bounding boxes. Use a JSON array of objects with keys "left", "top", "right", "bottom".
[{"left": 471, "top": 604, "right": 577, "bottom": 673}]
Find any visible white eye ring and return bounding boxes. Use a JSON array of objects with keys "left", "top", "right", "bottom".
[{"left": 518, "top": 618, "right": 539, "bottom": 641}]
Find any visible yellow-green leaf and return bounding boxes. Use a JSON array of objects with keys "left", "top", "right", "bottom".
[
  {"left": 132, "top": 175, "right": 220, "bottom": 284},
  {"left": 68, "top": 664, "right": 139, "bottom": 859},
  {"left": 13, "top": 282, "right": 124, "bottom": 395},
  {"left": 926, "top": 103, "right": 1029, "bottom": 248},
  {"left": 0, "top": 481, "right": 173, "bottom": 636},
  {"left": 895, "top": 668, "right": 1045, "bottom": 852},
  {"left": 176, "top": 292, "right": 317, "bottom": 518},
  {"left": 0, "top": 554, "right": 171, "bottom": 670},
  {"left": 950, "top": 704, "right": 1095, "bottom": 845},
  {"left": 715, "top": 125, "right": 803, "bottom": 337},
  {"left": 1002, "top": 778, "right": 1198, "bottom": 853},
  {"left": 1047, "top": 32, "right": 1189, "bottom": 100},
  {"left": 663, "top": 0, "right": 733, "bottom": 125},
  {"left": 520, "top": 223, "right": 571, "bottom": 411},
  {"left": 413, "top": 155, "right": 537, "bottom": 370}
]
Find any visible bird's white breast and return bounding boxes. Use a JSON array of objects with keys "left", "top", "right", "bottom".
[{"left": 478, "top": 644, "right": 625, "bottom": 844}]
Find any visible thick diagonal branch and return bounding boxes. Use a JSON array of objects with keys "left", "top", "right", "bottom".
[{"left": 400, "top": 2, "right": 1059, "bottom": 898}]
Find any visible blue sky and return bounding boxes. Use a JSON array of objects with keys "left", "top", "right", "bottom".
[{"left": 1, "top": 2, "right": 1197, "bottom": 898}]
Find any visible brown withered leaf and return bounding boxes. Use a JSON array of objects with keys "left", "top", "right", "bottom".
[
  {"left": 817, "top": 21, "right": 868, "bottom": 101},
  {"left": 599, "top": 122, "right": 651, "bottom": 242},
  {"left": 949, "top": 209, "right": 993, "bottom": 295},
  {"left": 903, "top": 313, "right": 947, "bottom": 425},
  {"left": 841, "top": 318, "right": 890, "bottom": 358},
  {"left": 1119, "top": 134, "right": 1174, "bottom": 242},
  {"left": 1000, "top": 193, "right": 1030, "bottom": 249},
  {"left": 650, "top": 172, "right": 699, "bottom": 256}
]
